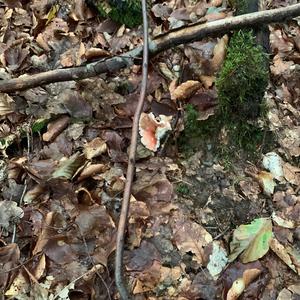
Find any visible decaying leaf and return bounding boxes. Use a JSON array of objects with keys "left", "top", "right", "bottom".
[
  {"left": 0, "top": 243, "right": 20, "bottom": 290},
  {"left": 207, "top": 241, "right": 228, "bottom": 278},
  {"left": 42, "top": 115, "right": 70, "bottom": 142},
  {"left": 283, "top": 162, "right": 300, "bottom": 186},
  {"left": 51, "top": 152, "right": 85, "bottom": 179},
  {"left": 0, "top": 93, "right": 15, "bottom": 116},
  {"left": 83, "top": 137, "right": 107, "bottom": 159},
  {"left": 277, "top": 284, "right": 300, "bottom": 300},
  {"left": 226, "top": 268, "right": 262, "bottom": 300},
  {"left": 211, "top": 35, "right": 228, "bottom": 71},
  {"left": 270, "top": 238, "right": 300, "bottom": 274},
  {"left": 171, "top": 210, "right": 213, "bottom": 265},
  {"left": 262, "top": 152, "right": 284, "bottom": 180},
  {"left": 0, "top": 200, "right": 24, "bottom": 230},
  {"left": 171, "top": 80, "right": 201, "bottom": 101},
  {"left": 272, "top": 212, "right": 295, "bottom": 229},
  {"left": 229, "top": 218, "right": 272, "bottom": 263},
  {"left": 256, "top": 171, "right": 276, "bottom": 196}
]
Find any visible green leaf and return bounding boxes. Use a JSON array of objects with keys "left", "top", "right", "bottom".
[
  {"left": 31, "top": 118, "right": 48, "bottom": 134},
  {"left": 51, "top": 153, "right": 85, "bottom": 180},
  {"left": 229, "top": 218, "right": 273, "bottom": 263}
]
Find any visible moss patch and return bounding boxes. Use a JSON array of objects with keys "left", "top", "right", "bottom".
[
  {"left": 216, "top": 30, "right": 269, "bottom": 121},
  {"left": 90, "top": 0, "right": 142, "bottom": 28}
]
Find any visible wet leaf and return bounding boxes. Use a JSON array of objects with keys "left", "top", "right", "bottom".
[{"left": 229, "top": 218, "right": 272, "bottom": 263}]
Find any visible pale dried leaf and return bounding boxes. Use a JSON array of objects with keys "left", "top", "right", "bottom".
[
  {"left": 171, "top": 80, "right": 201, "bottom": 101},
  {"left": 0, "top": 93, "right": 15, "bottom": 116}
]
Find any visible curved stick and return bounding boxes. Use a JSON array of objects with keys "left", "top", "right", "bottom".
[{"left": 114, "top": 0, "right": 149, "bottom": 299}]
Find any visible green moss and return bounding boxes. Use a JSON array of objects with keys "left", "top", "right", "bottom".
[
  {"left": 216, "top": 30, "right": 268, "bottom": 121},
  {"left": 93, "top": 0, "right": 142, "bottom": 28},
  {"left": 176, "top": 183, "right": 191, "bottom": 196}
]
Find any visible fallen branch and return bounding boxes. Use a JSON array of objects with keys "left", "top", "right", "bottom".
[
  {"left": 114, "top": 0, "right": 149, "bottom": 299},
  {"left": 0, "top": 3, "right": 300, "bottom": 93}
]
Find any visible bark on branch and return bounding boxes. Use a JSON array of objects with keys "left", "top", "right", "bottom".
[{"left": 0, "top": 3, "right": 300, "bottom": 93}]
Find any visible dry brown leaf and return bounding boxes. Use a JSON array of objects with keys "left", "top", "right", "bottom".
[
  {"left": 133, "top": 260, "right": 161, "bottom": 294},
  {"left": 83, "top": 137, "right": 107, "bottom": 159},
  {"left": 77, "top": 163, "right": 107, "bottom": 181},
  {"left": 42, "top": 115, "right": 70, "bottom": 142},
  {"left": 255, "top": 171, "right": 276, "bottom": 196},
  {"left": 33, "top": 254, "right": 46, "bottom": 281},
  {"left": 226, "top": 268, "right": 262, "bottom": 300},
  {"left": 211, "top": 35, "right": 228, "bottom": 72},
  {"left": 85, "top": 47, "right": 110, "bottom": 60},
  {"left": 283, "top": 162, "right": 300, "bottom": 186},
  {"left": 0, "top": 243, "right": 20, "bottom": 290},
  {"left": 200, "top": 75, "right": 215, "bottom": 89},
  {"left": 0, "top": 93, "right": 15, "bottom": 116},
  {"left": 171, "top": 210, "right": 213, "bottom": 265},
  {"left": 33, "top": 212, "right": 54, "bottom": 255},
  {"left": 270, "top": 55, "right": 294, "bottom": 76},
  {"left": 171, "top": 80, "right": 201, "bottom": 101},
  {"left": 270, "top": 238, "right": 300, "bottom": 274}
]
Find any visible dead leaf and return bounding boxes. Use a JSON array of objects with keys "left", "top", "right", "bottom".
[
  {"left": 77, "top": 163, "right": 107, "bottom": 181},
  {"left": 51, "top": 152, "right": 85, "bottom": 180},
  {"left": 171, "top": 80, "right": 201, "bottom": 101},
  {"left": 0, "top": 200, "right": 24, "bottom": 230},
  {"left": 270, "top": 238, "right": 300, "bottom": 274},
  {"left": 199, "top": 75, "right": 215, "bottom": 89},
  {"left": 227, "top": 268, "right": 262, "bottom": 300},
  {"left": 0, "top": 243, "right": 20, "bottom": 290},
  {"left": 256, "top": 171, "right": 276, "bottom": 196},
  {"left": 83, "top": 137, "right": 107, "bottom": 159},
  {"left": 0, "top": 93, "right": 15, "bottom": 116},
  {"left": 85, "top": 47, "right": 110, "bottom": 60},
  {"left": 33, "top": 212, "right": 54, "bottom": 255},
  {"left": 42, "top": 115, "right": 70, "bottom": 142},
  {"left": 171, "top": 210, "right": 213, "bottom": 265},
  {"left": 211, "top": 35, "right": 228, "bottom": 71},
  {"left": 283, "top": 162, "right": 300, "bottom": 186},
  {"left": 5, "top": 271, "right": 29, "bottom": 297}
]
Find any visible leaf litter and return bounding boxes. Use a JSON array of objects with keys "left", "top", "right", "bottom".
[{"left": 0, "top": 0, "right": 299, "bottom": 299}]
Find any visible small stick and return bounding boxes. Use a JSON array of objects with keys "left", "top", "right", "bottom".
[
  {"left": 114, "top": 0, "right": 149, "bottom": 299},
  {"left": 0, "top": 4, "right": 299, "bottom": 93}
]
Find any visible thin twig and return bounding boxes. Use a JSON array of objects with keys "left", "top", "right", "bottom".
[
  {"left": 115, "top": 1, "right": 149, "bottom": 299},
  {"left": 0, "top": 4, "right": 299, "bottom": 93}
]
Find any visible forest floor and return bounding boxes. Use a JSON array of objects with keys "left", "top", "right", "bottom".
[{"left": 0, "top": 0, "right": 299, "bottom": 299}]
